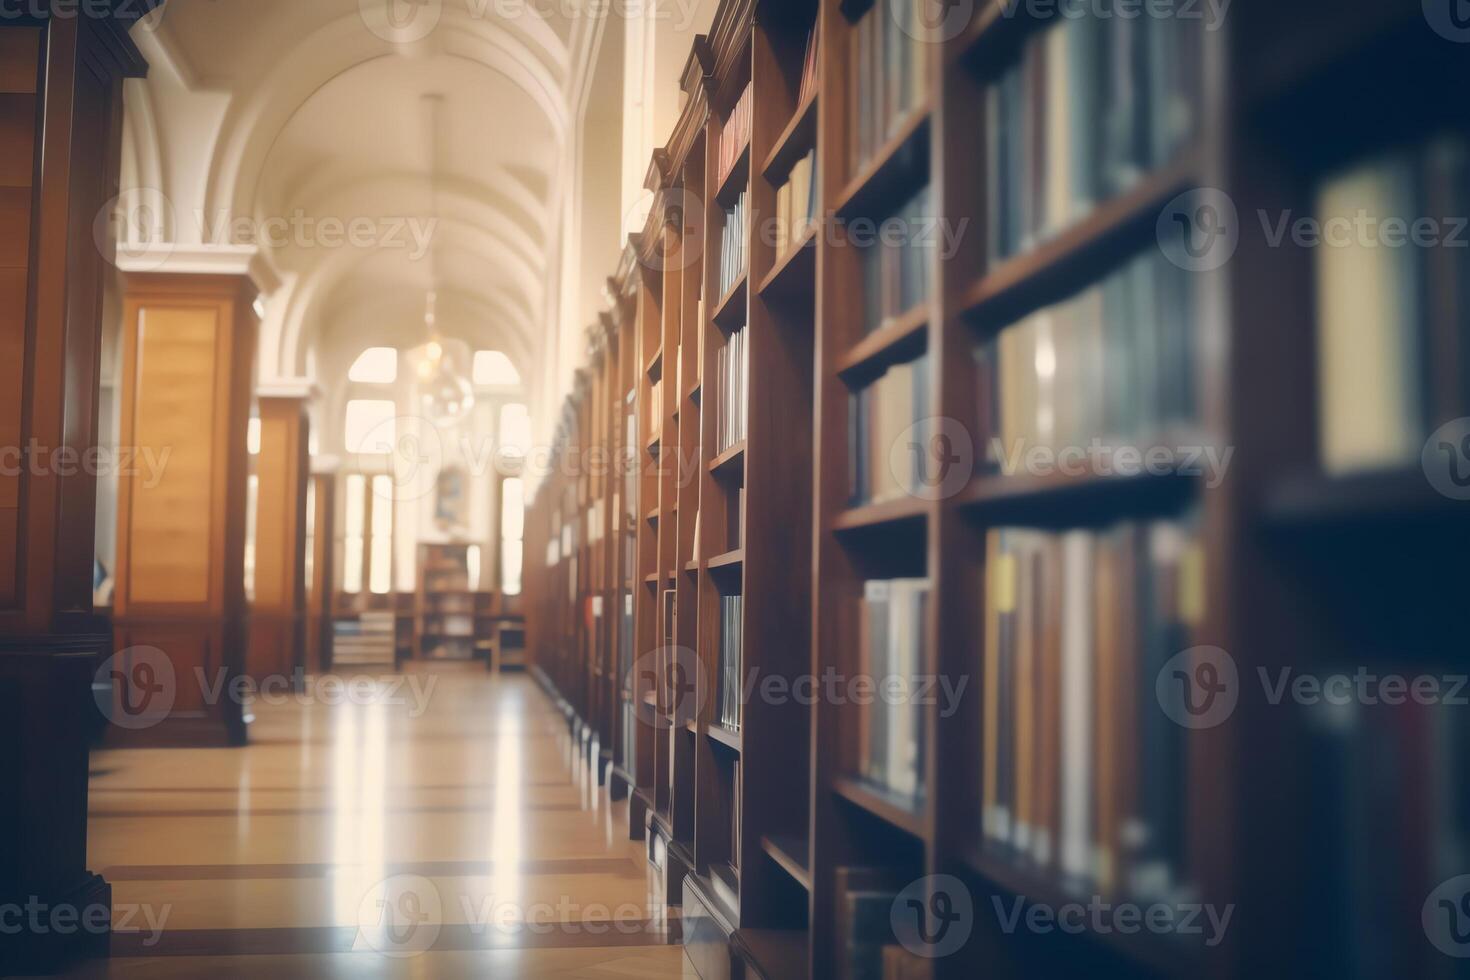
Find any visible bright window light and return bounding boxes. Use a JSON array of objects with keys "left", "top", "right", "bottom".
[
  {"left": 499, "top": 402, "right": 531, "bottom": 457},
  {"left": 247, "top": 416, "right": 261, "bottom": 455},
  {"left": 345, "top": 399, "right": 397, "bottom": 455},
  {"left": 348, "top": 347, "right": 399, "bottom": 384},
  {"left": 473, "top": 350, "right": 521, "bottom": 387}
]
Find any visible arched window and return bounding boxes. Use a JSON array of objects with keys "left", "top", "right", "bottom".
[
  {"left": 348, "top": 346, "right": 399, "bottom": 384},
  {"left": 473, "top": 350, "right": 521, "bottom": 387}
]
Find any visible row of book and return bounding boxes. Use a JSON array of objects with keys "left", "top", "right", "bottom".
[
  {"left": 718, "top": 593, "right": 745, "bottom": 732},
  {"left": 797, "top": 23, "right": 819, "bottom": 107},
  {"left": 849, "top": 0, "right": 929, "bottom": 175},
  {"left": 857, "top": 578, "right": 930, "bottom": 801},
  {"left": 984, "top": 3, "right": 1204, "bottom": 266},
  {"left": 849, "top": 352, "right": 932, "bottom": 508},
  {"left": 980, "top": 247, "right": 1197, "bottom": 464},
  {"left": 718, "top": 84, "right": 752, "bottom": 186},
  {"left": 1315, "top": 132, "right": 1470, "bottom": 476},
  {"left": 982, "top": 512, "right": 1203, "bottom": 904},
  {"left": 773, "top": 149, "right": 818, "bottom": 259},
  {"left": 1306, "top": 692, "right": 1470, "bottom": 979},
  {"left": 715, "top": 325, "right": 749, "bottom": 455},
  {"left": 719, "top": 190, "right": 749, "bottom": 298},
  {"left": 860, "top": 184, "right": 932, "bottom": 336},
  {"left": 647, "top": 378, "right": 663, "bottom": 442}
]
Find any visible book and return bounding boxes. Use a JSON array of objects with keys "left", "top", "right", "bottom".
[
  {"left": 981, "top": 247, "right": 1197, "bottom": 470},
  {"left": 774, "top": 149, "right": 817, "bottom": 259},
  {"left": 981, "top": 511, "right": 1203, "bottom": 906},
  {"left": 849, "top": 352, "right": 931, "bottom": 507},
  {"left": 719, "top": 593, "right": 744, "bottom": 732},
  {"left": 859, "top": 184, "right": 932, "bottom": 336},
  {"left": 985, "top": 6, "right": 1203, "bottom": 267},
  {"left": 715, "top": 325, "right": 748, "bottom": 455},
  {"left": 719, "top": 190, "right": 749, "bottom": 299},
  {"left": 798, "top": 24, "right": 820, "bottom": 107},
  {"left": 1313, "top": 135, "right": 1470, "bottom": 475},
  {"left": 850, "top": 0, "right": 928, "bottom": 176},
  {"left": 857, "top": 578, "right": 929, "bottom": 801},
  {"left": 719, "top": 84, "right": 752, "bottom": 185}
]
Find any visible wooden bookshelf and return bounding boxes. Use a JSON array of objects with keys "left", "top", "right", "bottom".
[{"left": 526, "top": 0, "right": 1470, "bottom": 977}]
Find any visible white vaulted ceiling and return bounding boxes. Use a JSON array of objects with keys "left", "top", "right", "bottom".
[{"left": 122, "top": 0, "right": 582, "bottom": 403}]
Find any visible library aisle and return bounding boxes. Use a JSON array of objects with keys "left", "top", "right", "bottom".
[{"left": 61, "top": 667, "right": 690, "bottom": 978}]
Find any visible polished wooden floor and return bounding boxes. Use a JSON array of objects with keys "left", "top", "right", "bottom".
[{"left": 54, "top": 665, "right": 690, "bottom": 978}]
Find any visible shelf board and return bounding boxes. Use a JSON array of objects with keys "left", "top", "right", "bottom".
[
  {"left": 645, "top": 507, "right": 660, "bottom": 525},
  {"left": 709, "top": 440, "right": 747, "bottom": 478},
  {"left": 685, "top": 380, "right": 702, "bottom": 405},
  {"left": 684, "top": 558, "right": 702, "bottom": 575},
  {"left": 734, "top": 927, "right": 809, "bottom": 980},
  {"left": 715, "top": 143, "right": 752, "bottom": 209},
  {"left": 961, "top": 846, "right": 1193, "bottom": 976},
  {"left": 960, "top": 465, "right": 1199, "bottom": 527},
  {"left": 706, "top": 548, "right": 745, "bottom": 571},
  {"left": 832, "top": 497, "right": 928, "bottom": 535},
  {"left": 833, "top": 104, "right": 931, "bottom": 219},
  {"left": 757, "top": 223, "right": 817, "bottom": 301},
  {"left": 645, "top": 429, "right": 663, "bottom": 454},
  {"left": 961, "top": 152, "right": 1199, "bottom": 331},
  {"left": 712, "top": 273, "right": 749, "bottom": 331},
  {"left": 832, "top": 775, "right": 926, "bottom": 839},
  {"left": 645, "top": 346, "right": 664, "bottom": 381},
  {"left": 643, "top": 573, "right": 660, "bottom": 587},
  {"left": 762, "top": 90, "right": 818, "bottom": 183},
  {"left": 760, "top": 834, "right": 812, "bottom": 891},
  {"left": 836, "top": 305, "right": 928, "bottom": 383},
  {"left": 1260, "top": 468, "right": 1468, "bottom": 528},
  {"left": 707, "top": 723, "right": 742, "bottom": 753}
]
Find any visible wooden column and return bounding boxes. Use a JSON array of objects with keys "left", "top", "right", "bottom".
[
  {"left": 111, "top": 270, "right": 257, "bottom": 747},
  {"left": 247, "top": 391, "right": 311, "bottom": 684},
  {"left": 305, "top": 466, "right": 337, "bottom": 674},
  {"left": 0, "top": 8, "right": 153, "bottom": 976}
]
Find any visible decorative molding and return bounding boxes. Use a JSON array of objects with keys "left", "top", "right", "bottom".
[
  {"left": 256, "top": 379, "right": 321, "bottom": 402},
  {"left": 115, "top": 244, "right": 281, "bottom": 295}
]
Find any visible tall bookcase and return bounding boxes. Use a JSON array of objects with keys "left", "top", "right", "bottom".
[{"left": 527, "top": 0, "right": 1470, "bottom": 977}]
